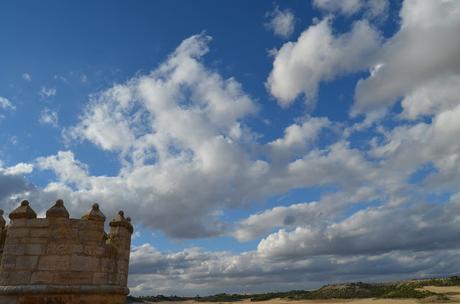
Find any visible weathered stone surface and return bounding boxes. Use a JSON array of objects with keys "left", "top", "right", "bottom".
[
  {"left": 7, "top": 228, "right": 30, "bottom": 239},
  {"left": 46, "top": 199, "right": 70, "bottom": 219},
  {"left": 0, "top": 271, "right": 32, "bottom": 285},
  {"left": 100, "top": 258, "right": 116, "bottom": 273},
  {"left": 29, "top": 228, "right": 49, "bottom": 238},
  {"left": 15, "top": 256, "right": 38, "bottom": 270},
  {"left": 38, "top": 256, "right": 70, "bottom": 271},
  {"left": 1, "top": 256, "right": 16, "bottom": 270},
  {"left": 92, "top": 272, "right": 108, "bottom": 285},
  {"left": 23, "top": 244, "right": 46, "bottom": 256},
  {"left": 81, "top": 203, "right": 106, "bottom": 222},
  {"left": 47, "top": 244, "right": 83, "bottom": 256},
  {"left": 70, "top": 255, "right": 99, "bottom": 272},
  {"left": 27, "top": 218, "right": 49, "bottom": 228},
  {"left": 4, "top": 244, "right": 25, "bottom": 256},
  {"left": 109, "top": 211, "right": 133, "bottom": 233},
  {"left": 9, "top": 201, "right": 36, "bottom": 220},
  {"left": 30, "top": 272, "right": 54, "bottom": 284},
  {"left": 0, "top": 210, "right": 6, "bottom": 228},
  {"left": 0, "top": 201, "right": 132, "bottom": 303}
]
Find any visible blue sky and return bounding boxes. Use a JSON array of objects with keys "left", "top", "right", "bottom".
[{"left": 1, "top": 0, "right": 460, "bottom": 297}]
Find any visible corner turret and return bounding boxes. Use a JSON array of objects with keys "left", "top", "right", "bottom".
[{"left": 0, "top": 200, "right": 133, "bottom": 304}]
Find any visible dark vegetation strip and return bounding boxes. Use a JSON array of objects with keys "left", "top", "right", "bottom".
[{"left": 128, "top": 275, "right": 460, "bottom": 303}]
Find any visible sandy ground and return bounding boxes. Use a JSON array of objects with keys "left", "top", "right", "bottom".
[{"left": 144, "top": 287, "right": 460, "bottom": 304}]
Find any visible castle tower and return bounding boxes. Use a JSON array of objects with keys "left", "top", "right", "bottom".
[{"left": 0, "top": 200, "right": 133, "bottom": 304}]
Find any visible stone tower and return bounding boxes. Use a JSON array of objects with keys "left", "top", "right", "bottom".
[{"left": 0, "top": 199, "right": 133, "bottom": 304}]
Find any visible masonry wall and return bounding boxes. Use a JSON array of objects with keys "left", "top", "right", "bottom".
[{"left": 0, "top": 200, "right": 133, "bottom": 304}]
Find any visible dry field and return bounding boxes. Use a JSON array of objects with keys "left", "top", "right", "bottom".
[{"left": 144, "top": 286, "right": 460, "bottom": 304}]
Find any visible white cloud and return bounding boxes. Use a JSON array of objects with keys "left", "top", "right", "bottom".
[
  {"left": 265, "top": 7, "right": 296, "bottom": 39},
  {"left": 400, "top": 75, "right": 460, "bottom": 119},
  {"left": 128, "top": 242, "right": 460, "bottom": 296},
  {"left": 0, "top": 96, "right": 15, "bottom": 111},
  {"left": 1, "top": 15, "right": 459, "bottom": 294},
  {"left": 257, "top": 196, "right": 460, "bottom": 260},
  {"left": 22, "top": 73, "right": 32, "bottom": 81},
  {"left": 269, "top": 116, "right": 331, "bottom": 161},
  {"left": 313, "top": 0, "right": 389, "bottom": 19},
  {"left": 267, "top": 18, "right": 381, "bottom": 107},
  {"left": 352, "top": 0, "right": 460, "bottom": 116},
  {"left": 39, "top": 86, "right": 57, "bottom": 99},
  {"left": 39, "top": 108, "right": 59, "bottom": 127},
  {"left": 0, "top": 163, "right": 33, "bottom": 176}
]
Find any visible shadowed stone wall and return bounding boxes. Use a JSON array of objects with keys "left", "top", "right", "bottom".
[{"left": 0, "top": 200, "right": 133, "bottom": 304}]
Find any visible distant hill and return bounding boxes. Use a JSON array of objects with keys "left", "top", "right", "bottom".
[{"left": 128, "top": 275, "right": 460, "bottom": 303}]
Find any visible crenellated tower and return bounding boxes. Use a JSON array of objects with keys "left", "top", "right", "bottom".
[{"left": 0, "top": 199, "right": 133, "bottom": 304}]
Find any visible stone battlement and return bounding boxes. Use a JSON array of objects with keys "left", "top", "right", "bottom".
[{"left": 0, "top": 200, "right": 133, "bottom": 304}]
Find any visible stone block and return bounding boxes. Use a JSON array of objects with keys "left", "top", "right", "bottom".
[
  {"left": 24, "top": 243, "right": 46, "bottom": 255},
  {"left": 55, "top": 271, "right": 93, "bottom": 285},
  {"left": 1, "top": 255, "right": 16, "bottom": 269},
  {"left": 47, "top": 244, "right": 83, "bottom": 255},
  {"left": 79, "top": 230, "right": 104, "bottom": 244},
  {"left": 10, "top": 218, "right": 28, "bottom": 227},
  {"left": 4, "top": 244, "right": 25, "bottom": 255},
  {"left": 100, "top": 258, "right": 116, "bottom": 272},
  {"left": 117, "top": 259, "right": 129, "bottom": 274},
  {"left": 19, "top": 237, "right": 48, "bottom": 244},
  {"left": 15, "top": 255, "right": 38, "bottom": 270},
  {"left": 30, "top": 228, "right": 50, "bottom": 238},
  {"left": 93, "top": 272, "right": 108, "bottom": 284},
  {"left": 7, "top": 228, "right": 30, "bottom": 238},
  {"left": 70, "top": 255, "right": 99, "bottom": 272},
  {"left": 38, "top": 255, "right": 70, "bottom": 271},
  {"left": 30, "top": 271, "right": 54, "bottom": 284},
  {"left": 0, "top": 271, "right": 31, "bottom": 285},
  {"left": 83, "top": 245, "right": 105, "bottom": 256},
  {"left": 27, "top": 218, "right": 49, "bottom": 228},
  {"left": 117, "top": 273, "right": 128, "bottom": 286}
]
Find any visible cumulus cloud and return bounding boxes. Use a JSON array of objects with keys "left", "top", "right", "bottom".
[
  {"left": 0, "top": 96, "right": 15, "bottom": 111},
  {"left": 2, "top": 5, "right": 459, "bottom": 293},
  {"left": 1, "top": 163, "right": 34, "bottom": 176},
  {"left": 265, "top": 6, "right": 296, "bottom": 39},
  {"left": 128, "top": 242, "right": 460, "bottom": 296},
  {"left": 39, "top": 86, "right": 57, "bottom": 99},
  {"left": 352, "top": 0, "right": 460, "bottom": 116},
  {"left": 313, "top": 0, "right": 389, "bottom": 19},
  {"left": 257, "top": 199, "right": 460, "bottom": 260},
  {"left": 39, "top": 34, "right": 268, "bottom": 238},
  {"left": 268, "top": 116, "right": 334, "bottom": 165},
  {"left": 267, "top": 18, "right": 381, "bottom": 107},
  {"left": 39, "top": 108, "right": 59, "bottom": 127}
]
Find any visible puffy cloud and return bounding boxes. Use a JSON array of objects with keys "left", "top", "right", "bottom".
[
  {"left": 267, "top": 19, "right": 381, "bottom": 107},
  {"left": 353, "top": 0, "right": 460, "bottom": 116},
  {"left": 1, "top": 163, "right": 33, "bottom": 176},
  {"left": 40, "top": 34, "right": 267, "bottom": 238},
  {"left": 265, "top": 6, "right": 296, "bottom": 39},
  {"left": 257, "top": 199, "right": 460, "bottom": 260},
  {"left": 128, "top": 243, "right": 460, "bottom": 296},
  {"left": 400, "top": 76, "right": 460, "bottom": 119},
  {"left": 39, "top": 108, "right": 59, "bottom": 127},
  {"left": 269, "top": 116, "right": 331, "bottom": 161},
  {"left": 233, "top": 188, "right": 377, "bottom": 242},
  {"left": 313, "top": 0, "right": 389, "bottom": 19},
  {"left": 39, "top": 86, "right": 57, "bottom": 99},
  {"left": 0, "top": 164, "right": 35, "bottom": 211},
  {"left": 0, "top": 96, "right": 15, "bottom": 111}
]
